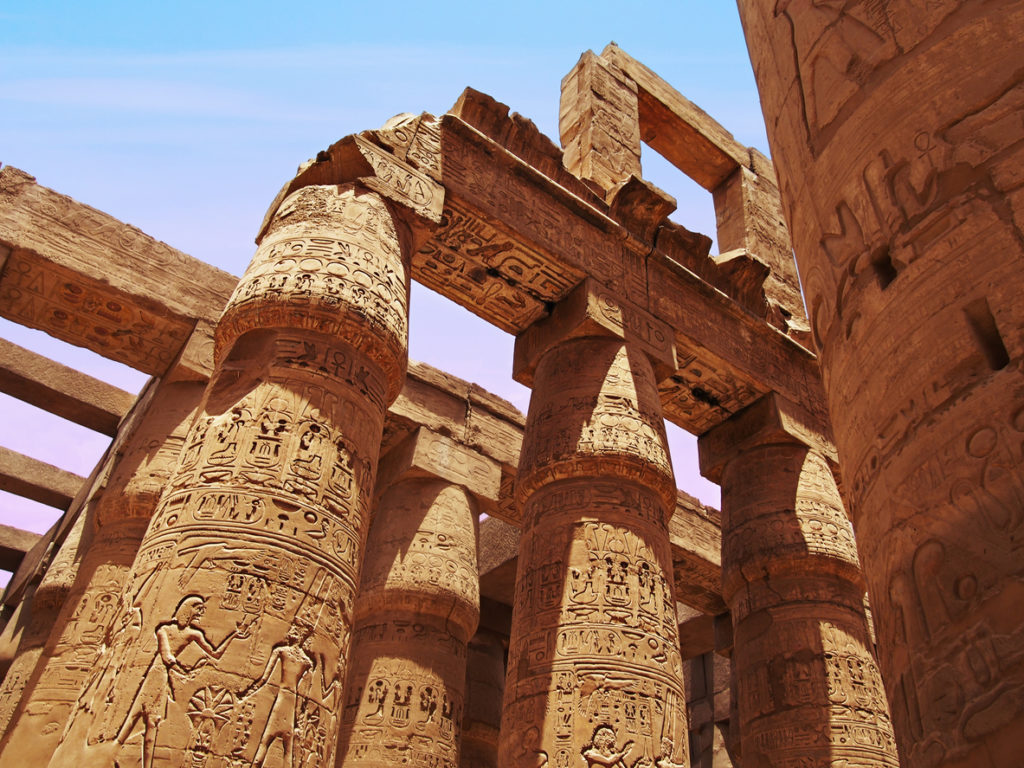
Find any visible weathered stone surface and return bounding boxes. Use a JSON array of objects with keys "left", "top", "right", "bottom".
[
  {"left": 338, "top": 476, "right": 479, "bottom": 768},
  {"left": 461, "top": 629, "right": 504, "bottom": 768},
  {"left": 501, "top": 320, "right": 690, "bottom": 768},
  {"left": 701, "top": 397, "right": 898, "bottom": 768},
  {"left": 48, "top": 183, "right": 416, "bottom": 768},
  {"left": 0, "top": 525, "right": 40, "bottom": 573},
  {"left": 737, "top": 2, "right": 1024, "bottom": 764},
  {"left": 0, "top": 379, "right": 205, "bottom": 766},
  {"left": 0, "top": 167, "right": 237, "bottom": 377},
  {"left": 0, "top": 446, "right": 84, "bottom": 510}
]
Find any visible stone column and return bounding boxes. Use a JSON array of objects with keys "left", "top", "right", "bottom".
[
  {"left": 461, "top": 628, "right": 506, "bottom": 768},
  {"left": 338, "top": 426, "right": 494, "bottom": 768},
  {"left": 0, "top": 378, "right": 205, "bottom": 766},
  {"left": 500, "top": 279, "right": 690, "bottom": 768},
  {"left": 0, "top": 510, "right": 86, "bottom": 739},
  {"left": 48, "top": 182, "right": 413, "bottom": 768},
  {"left": 699, "top": 394, "right": 898, "bottom": 767},
  {"left": 736, "top": 3, "right": 1024, "bottom": 765}
]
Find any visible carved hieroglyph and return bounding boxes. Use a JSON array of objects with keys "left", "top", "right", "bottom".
[
  {"left": 338, "top": 477, "right": 479, "bottom": 768},
  {"left": 0, "top": 380, "right": 205, "bottom": 766},
  {"left": 717, "top": 442, "right": 897, "bottom": 767},
  {"left": 47, "top": 183, "right": 411, "bottom": 768},
  {"left": 501, "top": 336, "right": 689, "bottom": 768},
  {"left": 736, "top": 2, "right": 1024, "bottom": 764}
]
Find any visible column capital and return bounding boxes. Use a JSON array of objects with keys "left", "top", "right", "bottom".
[
  {"left": 698, "top": 391, "right": 836, "bottom": 483},
  {"left": 512, "top": 277, "right": 677, "bottom": 386},
  {"left": 375, "top": 425, "right": 502, "bottom": 509}
]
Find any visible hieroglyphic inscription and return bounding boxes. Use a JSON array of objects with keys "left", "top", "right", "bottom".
[
  {"left": 415, "top": 199, "right": 580, "bottom": 333},
  {"left": 0, "top": 250, "right": 191, "bottom": 374},
  {"left": 717, "top": 444, "right": 898, "bottom": 767},
  {"left": 439, "top": 116, "right": 635, "bottom": 304},
  {"left": 339, "top": 479, "right": 479, "bottom": 768},
  {"left": 48, "top": 185, "right": 410, "bottom": 768},
  {"left": 502, "top": 334, "right": 689, "bottom": 768}
]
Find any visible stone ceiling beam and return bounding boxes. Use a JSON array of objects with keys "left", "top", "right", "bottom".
[{"left": 0, "top": 338, "right": 136, "bottom": 436}]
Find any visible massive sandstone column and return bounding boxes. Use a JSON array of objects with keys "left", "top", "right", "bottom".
[
  {"left": 338, "top": 426, "right": 493, "bottom": 767},
  {"left": 0, "top": 379, "right": 205, "bottom": 766},
  {"left": 700, "top": 394, "right": 898, "bottom": 768},
  {"left": 500, "top": 280, "right": 690, "bottom": 768},
  {"left": 736, "top": 3, "right": 1024, "bottom": 765},
  {"left": 48, "top": 182, "right": 414, "bottom": 768},
  {"left": 461, "top": 628, "right": 506, "bottom": 768}
]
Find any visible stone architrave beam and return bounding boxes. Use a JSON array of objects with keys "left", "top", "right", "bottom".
[
  {"left": 269, "top": 104, "right": 826, "bottom": 435},
  {"left": 0, "top": 338, "right": 136, "bottom": 436},
  {"left": 0, "top": 166, "right": 238, "bottom": 377},
  {"left": 600, "top": 43, "right": 749, "bottom": 192},
  {"left": 0, "top": 525, "right": 41, "bottom": 572},
  {"left": 0, "top": 446, "right": 84, "bottom": 510}
]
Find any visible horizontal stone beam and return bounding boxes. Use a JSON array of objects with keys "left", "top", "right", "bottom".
[
  {"left": 0, "top": 446, "right": 84, "bottom": 509},
  {"left": 669, "top": 491, "right": 726, "bottom": 615},
  {"left": 600, "top": 43, "right": 749, "bottom": 191},
  {"left": 0, "top": 166, "right": 238, "bottom": 377},
  {"left": 0, "top": 524, "right": 41, "bottom": 572},
  {"left": 0, "top": 337, "right": 136, "bottom": 435},
  {"left": 405, "top": 109, "right": 825, "bottom": 434}
]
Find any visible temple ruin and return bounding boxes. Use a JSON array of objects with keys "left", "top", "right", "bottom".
[{"left": 1, "top": 4, "right": 1022, "bottom": 767}]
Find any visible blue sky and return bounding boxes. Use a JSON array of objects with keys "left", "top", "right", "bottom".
[{"left": 0, "top": 2, "right": 770, "bottom": 545}]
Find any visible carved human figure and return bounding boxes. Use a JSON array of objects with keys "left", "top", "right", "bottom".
[
  {"left": 513, "top": 726, "right": 548, "bottom": 768},
  {"left": 582, "top": 726, "right": 633, "bottom": 768},
  {"left": 47, "top": 181, "right": 414, "bottom": 768},
  {"left": 117, "top": 596, "right": 241, "bottom": 768},
  {"left": 243, "top": 623, "right": 315, "bottom": 768}
]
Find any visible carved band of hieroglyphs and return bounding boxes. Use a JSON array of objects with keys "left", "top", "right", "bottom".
[
  {"left": 415, "top": 199, "right": 581, "bottom": 333},
  {"left": 352, "top": 135, "right": 444, "bottom": 223},
  {"left": 218, "top": 184, "right": 409, "bottom": 401},
  {"left": 0, "top": 250, "right": 190, "bottom": 374}
]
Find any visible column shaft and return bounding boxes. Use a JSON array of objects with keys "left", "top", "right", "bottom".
[
  {"left": 716, "top": 438, "right": 897, "bottom": 767},
  {"left": 501, "top": 336, "right": 689, "bottom": 768},
  {"left": 339, "top": 476, "right": 479, "bottom": 768},
  {"left": 461, "top": 629, "right": 505, "bottom": 768},
  {"left": 0, "top": 379, "right": 205, "bottom": 766},
  {"left": 47, "top": 182, "right": 411, "bottom": 768},
  {"left": 736, "top": 3, "right": 1024, "bottom": 765}
]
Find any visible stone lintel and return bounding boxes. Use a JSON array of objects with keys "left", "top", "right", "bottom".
[
  {"left": 600, "top": 43, "right": 748, "bottom": 191},
  {"left": 669, "top": 490, "right": 726, "bottom": 615},
  {"left": 677, "top": 612, "right": 715, "bottom": 659},
  {"left": 713, "top": 612, "right": 734, "bottom": 658},
  {"left": 0, "top": 166, "right": 237, "bottom": 376},
  {"left": 0, "top": 524, "right": 41, "bottom": 573},
  {"left": 426, "top": 111, "right": 827, "bottom": 432},
  {"left": 257, "top": 132, "right": 445, "bottom": 245},
  {"left": 375, "top": 425, "right": 502, "bottom": 509},
  {"left": 698, "top": 392, "right": 837, "bottom": 483},
  {"left": 163, "top": 318, "right": 217, "bottom": 382},
  {"left": 512, "top": 277, "right": 677, "bottom": 387},
  {"left": 0, "top": 337, "right": 136, "bottom": 436},
  {"left": 0, "top": 446, "right": 84, "bottom": 510}
]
